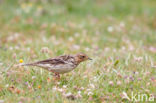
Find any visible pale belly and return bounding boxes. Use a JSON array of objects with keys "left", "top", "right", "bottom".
[{"left": 38, "top": 63, "right": 77, "bottom": 74}]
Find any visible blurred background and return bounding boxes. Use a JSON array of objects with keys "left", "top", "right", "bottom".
[
  {"left": 0, "top": 0, "right": 156, "bottom": 102},
  {"left": 1, "top": 0, "right": 156, "bottom": 62},
  {"left": 1, "top": 0, "right": 156, "bottom": 59},
  {"left": 0, "top": 0, "right": 156, "bottom": 55}
]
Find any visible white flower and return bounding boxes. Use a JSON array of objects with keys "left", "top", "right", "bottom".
[
  {"left": 129, "top": 44, "right": 134, "bottom": 51},
  {"left": 104, "top": 47, "right": 110, "bottom": 52},
  {"left": 52, "top": 86, "right": 57, "bottom": 91},
  {"left": 0, "top": 100, "right": 4, "bottom": 103},
  {"left": 117, "top": 81, "right": 121, "bottom": 85},
  {"left": 109, "top": 81, "right": 114, "bottom": 86},
  {"left": 85, "top": 47, "right": 90, "bottom": 52},
  {"left": 87, "top": 92, "right": 93, "bottom": 96},
  {"left": 57, "top": 82, "right": 60, "bottom": 85},
  {"left": 73, "top": 45, "right": 80, "bottom": 50},
  {"left": 27, "top": 47, "right": 30, "bottom": 51},
  {"left": 86, "top": 89, "right": 91, "bottom": 91},
  {"left": 0, "top": 63, "right": 3, "bottom": 66},
  {"left": 89, "top": 84, "right": 95, "bottom": 89},
  {"left": 9, "top": 47, "right": 13, "bottom": 50},
  {"left": 134, "top": 56, "right": 143, "bottom": 62},
  {"left": 119, "top": 22, "right": 125, "bottom": 28},
  {"left": 57, "top": 88, "right": 63, "bottom": 92},
  {"left": 5, "top": 84, "right": 9, "bottom": 88},
  {"left": 93, "top": 76, "right": 98, "bottom": 82},
  {"left": 63, "top": 85, "right": 67, "bottom": 88},
  {"left": 32, "top": 76, "right": 36, "bottom": 79},
  {"left": 107, "top": 26, "right": 114, "bottom": 32},
  {"left": 78, "top": 91, "right": 81, "bottom": 94},
  {"left": 65, "top": 92, "right": 72, "bottom": 96},
  {"left": 68, "top": 37, "right": 74, "bottom": 42},
  {"left": 80, "top": 87, "right": 84, "bottom": 90}
]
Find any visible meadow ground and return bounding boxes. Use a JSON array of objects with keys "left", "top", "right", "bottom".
[{"left": 0, "top": 0, "right": 156, "bottom": 103}]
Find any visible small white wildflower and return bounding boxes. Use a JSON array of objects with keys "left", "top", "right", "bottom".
[
  {"left": 78, "top": 91, "right": 81, "bottom": 94},
  {"left": 0, "top": 63, "right": 3, "bottom": 66},
  {"left": 73, "top": 45, "right": 80, "bottom": 50},
  {"left": 64, "top": 92, "right": 77, "bottom": 100},
  {"left": 77, "top": 93, "right": 82, "bottom": 98},
  {"left": 104, "top": 47, "right": 110, "bottom": 52},
  {"left": 94, "top": 76, "right": 97, "bottom": 79},
  {"left": 135, "top": 71, "right": 139, "bottom": 75},
  {"left": 7, "top": 36, "right": 14, "bottom": 41},
  {"left": 107, "top": 26, "right": 114, "bottom": 32},
  {"left": 52, "top": 86, "right": 57, "bottom": 91},
  {"left": 42, "top": 37, "right": 47, "bottom": 42},
  {"left": 57, "top": 82, "right": 60, "bottom": 85},
  {"left": 63, "top": 85, "right": 67, "bottom": 88},
  {"left": 32, "top": 76, "right": 36, "bottom": 79},
  {"left": 149, "top": 46, "right": 156, "bottom": 53},
  {"left": 89, "top": 84, "right": 95, "bottom": 89},
  {"left": 68, "top": 37, "right": 74, "bottom": 42},
  {"left": 93, "top": 76, "right": 98, "bottom": 82},
  {"left": 125, "top": 79, "right": 130, "bottom": 84},
  {"left": 129, "top": 44, "right": 134, "bottom": 51},
  {"left": 54, "top": 41, "right": 60, "bottom": 45},
  {"left": 9, "top": 47, "right": 13, "bottom": 50},
  {"left": 134, "top": 56, "right": 143, "bottom": 62},
  {"left": 113, "top": 48, "right": 117, "bottom": 52},
  {"left": 57, "top": 88, "right": 63, "bottom": 92},
  {"left": 117, "top": 81, "right": 121, "bottom": 85},
  {"left": 5, "top": 84, "right": 9, "bottom": 88},
  {"left": 27, "top": 47, "right": 30, "bottom": 51},
  {"left": 83, "top": 75, "right": 87, "bottom": 78},
  {"left": 15, "top": 46, "right": 20, "bottom": 50},
  {"left": 65, "top": 92, "right": 72, "bottom": 96},
  {"left": 80, "top": 87, "right": 84, "bottom": 90},
  {"left": 0, "top": 100, "right": 4, "bottom": 103},
  {"left": 85, "top": 47, "right": 90, "bottom": 52},
  {"left": 87, "top": 92, "right": 93, "bottom": 96},
  {"left": 86, "top": 88, "right": 91, "bottom": 91},
  {"left": 120, "top": 22, "right": 125, "bottom": 28},
  {"left": 121, "top": 46, "right": 126, "bottom": 50},
  {"left": 109, "top": 81, "right": 114, "bottom": 86},
  {"left": 151, "top": 65, "right": 156, "bottom": 68}
]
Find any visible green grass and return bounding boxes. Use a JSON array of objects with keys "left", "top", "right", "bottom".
[{"left": 0, "top": 0, "right": 156, "bottom": 103}]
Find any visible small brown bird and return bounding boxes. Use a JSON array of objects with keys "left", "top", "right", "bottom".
[{"left": 20, "top": 53, "right": 92, "bottom": 78}]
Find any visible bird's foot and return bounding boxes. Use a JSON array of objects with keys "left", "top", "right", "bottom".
[{"left": 53, "top": 73, "right": 60, "bottom": 80}]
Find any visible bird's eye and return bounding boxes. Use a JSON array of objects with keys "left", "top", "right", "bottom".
[{"left": 82, "top": 56, "right": 85, "bottom": 58}]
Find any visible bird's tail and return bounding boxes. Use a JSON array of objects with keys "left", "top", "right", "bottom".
[{"left": 18, "top": 63, "right": 36, "bottom": 66}]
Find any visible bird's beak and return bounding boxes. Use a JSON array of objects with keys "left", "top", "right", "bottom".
[{"left": 88, "top": 58, "right": 92, "bottom": 60}]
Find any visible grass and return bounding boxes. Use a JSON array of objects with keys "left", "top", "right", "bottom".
[{"left": 0, "top": 0, "right": 156, "bottom": 103}]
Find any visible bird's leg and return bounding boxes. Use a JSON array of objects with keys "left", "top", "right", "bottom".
[
  {"left": 55, "top": 73, "right": 60, "bottom": 79},
  {"left": 54, "top": 73, "right": 60, "bottom": 80},
  {"left": 49, "top": 70, "right": 60, "bottom": 80}
]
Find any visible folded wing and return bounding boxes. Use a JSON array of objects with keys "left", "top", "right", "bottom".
[{"left": 36, "top": 58, "right": 66, "bottom": 65}]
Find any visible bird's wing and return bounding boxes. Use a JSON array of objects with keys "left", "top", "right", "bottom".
[
  {"left": 36, "top": 58, "right": 66, "bottom": 65},
  {"left": 36, "top": 55, "right": 73, "bottom": 65}
]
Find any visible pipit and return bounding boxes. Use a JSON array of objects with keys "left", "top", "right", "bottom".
[{"left": 20, "top": 53, "right": 92, "bottom": 79}]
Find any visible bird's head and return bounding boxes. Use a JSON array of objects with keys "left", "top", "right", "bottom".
[{"left": 74, "top": 53, "right": 92, "bottom": 64}]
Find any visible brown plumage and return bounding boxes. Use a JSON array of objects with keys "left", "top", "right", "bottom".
[{"left": 20, "top": 53, "right": 92, "bottom": 78}]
